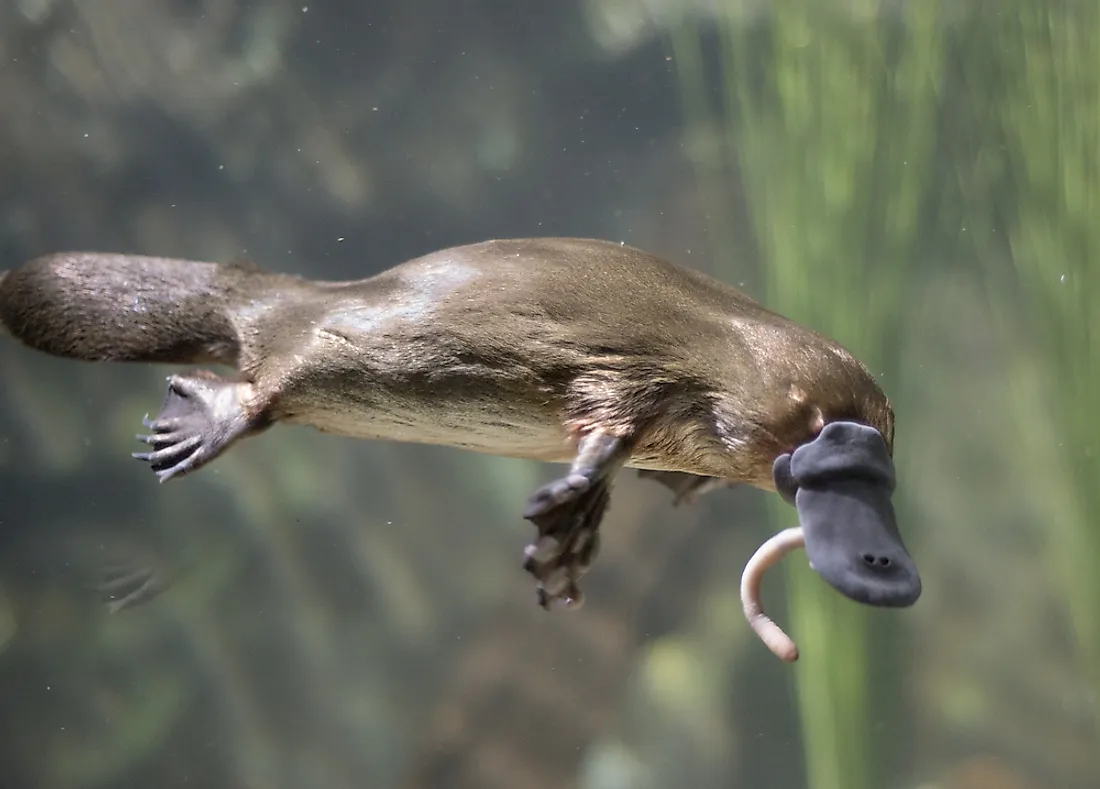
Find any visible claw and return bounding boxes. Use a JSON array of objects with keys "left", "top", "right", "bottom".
[
  {"left": 133, "top": 434, "right": 202, "bottom": 465},
  {"left": 523, "top": 535, "right": 560, "bottom": 565},
  {"left": 154, "top": 467, "right": 181, "bottom": 483},
  {"left": 141, "top": 416, "right": 184, "bottom": 433},
  {"left": 135, "top": 430, "right": 188, "bottom": 448},
  {"left": 562, "top": 584, "right": 584, "bottom": 610},
  {"left": 131, "top": 373, "right": 260, "bottom": 482}
]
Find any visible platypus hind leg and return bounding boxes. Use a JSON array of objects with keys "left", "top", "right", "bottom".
[
  {"left": 133, "top": 371, "right": 273, "bottom": 482},
  {"left": 637, "top": 469, "right": 739, "bottom": 506},
  {"left": 522, "top": 429, "right": 632, "bottom": 610}
]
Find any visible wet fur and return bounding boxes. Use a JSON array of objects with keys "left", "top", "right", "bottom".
[{"left": 0, "top": 238, "right": 891, "bottom": 486}]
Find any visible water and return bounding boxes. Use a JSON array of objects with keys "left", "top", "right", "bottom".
[{"left": 0, "top": 2, "right": 1096, "bottom": 788}]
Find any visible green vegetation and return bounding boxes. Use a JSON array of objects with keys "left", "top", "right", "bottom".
[{"left": 671, "top": 1, "right": 1096, "bottom": 787}]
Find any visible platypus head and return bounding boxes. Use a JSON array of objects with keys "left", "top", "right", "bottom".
[{"left": 772, "top": 420, "right": 921, "bottom": 607}]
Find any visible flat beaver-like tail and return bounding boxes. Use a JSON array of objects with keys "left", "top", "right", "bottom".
[{"left": 0, "top": 253, "right": 253, "bottom": 366}]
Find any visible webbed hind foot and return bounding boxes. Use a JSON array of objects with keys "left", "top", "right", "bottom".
[
  {"left": 521, "top": 430, "right": 631, "bottom": 609},
  {"left": 637, "top": 469, "right": 739, "bottom": 506},
  {"left": 133, "top": 373, "right": 267, "bottom": 482}
]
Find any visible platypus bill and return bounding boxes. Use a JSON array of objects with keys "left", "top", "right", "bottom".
[{"left": 0, "top": 237, "right": 921, "bottom": 660}]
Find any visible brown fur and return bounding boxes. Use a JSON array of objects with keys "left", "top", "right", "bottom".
[{"left": 0, "top": 238, "right": 893, "bottom": 487}]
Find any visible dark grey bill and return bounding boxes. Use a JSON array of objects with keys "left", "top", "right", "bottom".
[{"left": 772, "top": 420, "right": 921, "bottom": 608}]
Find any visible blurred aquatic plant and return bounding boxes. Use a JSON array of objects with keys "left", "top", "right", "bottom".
[
  {"left": 669, "top": 2, "right": 944, "bottom": 788},
  {"left": 964, "top": 1, "right": 1100, "bottom": 721}
]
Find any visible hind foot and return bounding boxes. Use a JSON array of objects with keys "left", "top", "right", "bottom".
[
  {"left": 522, "top": 430, "right": 631, "bottom": 609},
  {"left": 637, "top": 469, "right": 739, "bottom": 506},
  {"left": 133, "top": 373, "right": 267, "bottom": 482}
]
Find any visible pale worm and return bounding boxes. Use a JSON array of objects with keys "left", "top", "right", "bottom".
[{"left": 741, "top": 526, "right": 806, "bottom": 662}]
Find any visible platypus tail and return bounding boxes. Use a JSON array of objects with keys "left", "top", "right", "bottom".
[{"left": 0, "top": 253, "right": 256, "bottom": 366}]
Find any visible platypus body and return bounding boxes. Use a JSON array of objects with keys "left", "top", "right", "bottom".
[{"left": 0, "top": 238, "right": 920, "bottom": 657}]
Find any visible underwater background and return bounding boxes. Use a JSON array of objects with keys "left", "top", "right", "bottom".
[{"left": 0, "top": 1, "right": 1096, "bottom": 787}]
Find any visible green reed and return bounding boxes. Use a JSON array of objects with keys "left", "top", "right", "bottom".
[{"left": 670, "top": 2, "right": 944, "bottom": 787}]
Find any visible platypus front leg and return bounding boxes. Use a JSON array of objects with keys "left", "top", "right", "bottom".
[
  {"left": 133, "top": 371, "right": 272, "bottom": 482},
  {"left": 522, "top": 429, "right": 632, "bottom": 610}
]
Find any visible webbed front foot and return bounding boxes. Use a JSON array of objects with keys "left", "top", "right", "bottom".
[
  {"left": 133, "top": 373, "right": 262, "bottom": 482},
  {"left": 521, "top": 430, "right": 631, "bottom": 609},
  {"left": 523, "top": 480, "right": 608, "bottom": 609}
]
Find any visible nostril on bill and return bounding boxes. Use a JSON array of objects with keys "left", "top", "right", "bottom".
[{"left": 861, "top": 553, "right": 892, "bottom": 569}]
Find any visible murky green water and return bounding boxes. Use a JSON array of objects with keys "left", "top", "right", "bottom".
[{"left": 0, "top": 2, "right": 1095, "bottom": 787}]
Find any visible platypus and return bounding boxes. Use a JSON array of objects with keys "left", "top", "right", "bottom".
[{"left": 0, "top": 237, "right": 920, "bottom": 659}]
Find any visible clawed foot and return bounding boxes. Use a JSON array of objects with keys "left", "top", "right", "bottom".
[
  {"left": 636, "top": 469, "right": 738, "bottom": 506},
  {"left": 133, "top": 374, "right": 253, "bottom": 482},
  {"left": 522, "top": 474, "right": 609, "bottom": 610},
  {"left": 520, "top": 430, "right": 630, "bottom": 609}
]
